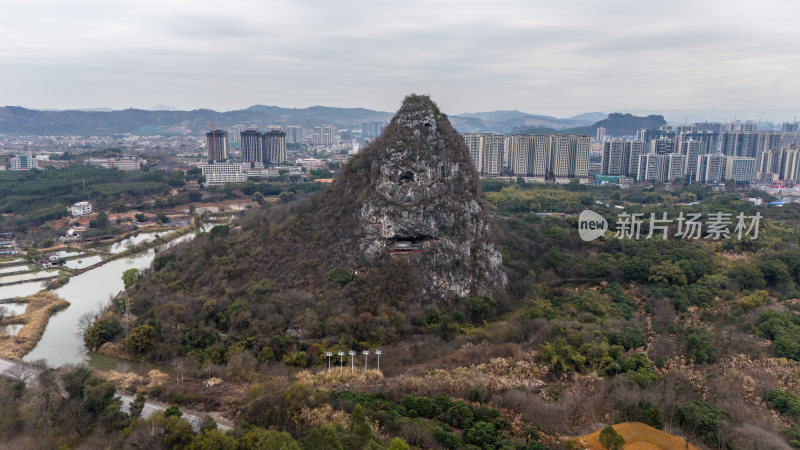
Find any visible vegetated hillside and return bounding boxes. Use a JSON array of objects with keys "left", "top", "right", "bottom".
[
  {"left": 563, "top": 112, "right": 667, "bottom": 137},
  {"left": 83, "top": 174, "right": 800, "bottom": 448},
  {"left": 449, "top": 110, "right": 591, "bottom": 133},
  {"left": 124, "top": 95, "right": 506, "bottom": 359},
  {"left": 0, "top": 105, "right": 393, "bottom": 135}
]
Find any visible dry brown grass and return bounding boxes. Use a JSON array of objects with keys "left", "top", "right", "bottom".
[
  {"left": 294, "top": 368, "right": 384, "bottom": 389},
  {"left": 100, "top": 370, "right": 145, "bottom": 390},
  {"left": 575, "top": 422, "right": 700, "bottom": 450},
  {"left": 0, "top": 291, "right": 69, "bottom": 360},
  {"left": 97, "top": 341, "right": 135, "bottom": 360}
]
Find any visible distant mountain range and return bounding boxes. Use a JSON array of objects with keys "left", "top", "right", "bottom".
[
  {"left": 563, "top": 113, "right": 667, "bottom": 137},
  {"left": 0, "top": 105, "right": 396, "bottom": 136},
  {"left": 0, "top": 104, "right": 682, "bottom": 136}
]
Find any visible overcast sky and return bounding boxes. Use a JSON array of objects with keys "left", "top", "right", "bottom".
[{"left": 1, "top": 0, "right": 799, "bottom": 117}]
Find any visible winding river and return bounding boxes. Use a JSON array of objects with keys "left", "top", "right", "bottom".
[{"left": 0, "top": 226, "right": 211, "bottom": 370}]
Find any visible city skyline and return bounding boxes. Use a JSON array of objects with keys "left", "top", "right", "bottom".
[{"left": 1, "top": 0, "right": 799, "bottom": 118}]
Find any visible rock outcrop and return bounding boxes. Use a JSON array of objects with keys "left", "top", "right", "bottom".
[{"left": 337, "top": 95, "right": 506, "bottom": 298}]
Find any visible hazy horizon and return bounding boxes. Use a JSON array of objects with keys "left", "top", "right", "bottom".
[{"left": 2, "top": 0, "right": 799, "bottom": 118}]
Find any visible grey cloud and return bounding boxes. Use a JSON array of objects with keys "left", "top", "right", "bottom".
[{"left": 0, "top": 0, "right": 798, "bottom": 117}]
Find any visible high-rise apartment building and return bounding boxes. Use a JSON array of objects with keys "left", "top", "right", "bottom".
[
  {"left": 696, "top": 154, "right": 726, "bottom": 184},
  {"left": 602, "top": 139, "right": 628, "bottom": 176},
  {"left": 779, "top": 147, "right": 800, "bottom": 181},
  {"left": 481, "top": 134, "right": 504, "bottom": 177},
  {"left": 551, "top": 135, "right": 590, "bottom": 181},
  {"left": 596, "top": 126, "right": 606, "bottom": 142},
  {"left": 314, "top": 126, "right": 335, "bottom": 146},
  {"left": 286, "top": 126, "right": 303, "bottom": 144},
  {"left": 725, "top": 157, "right": 756, "bottom": 183},
  {"left": 362, "top": 121, "right": 387, "bottom": 139},
  {"left": 462, "top": 133, "right": 483, "bottom": 173},
  {"left": 681, "top": 140, "right": 702, "bottom": 182},
  {"left": 228, "top": 125, "right": 246, "bottom": 144},
  {"left": 206, "top": 130, "right": 228, "bottom": 162},
  {"left": 637, "top": 153, "right": 684, "bottom": 182},
  {"left": 240, "top": 129, "right": 263, "bottom": 163},
  {"left": 508, "top": 134, "right": 530, "bottom": 176},
  {"left": 628, "top": 140, "right": 645, "bottom": 177},
  {"left": 263, "top": 130, "right": 287, "bottom": 164}
]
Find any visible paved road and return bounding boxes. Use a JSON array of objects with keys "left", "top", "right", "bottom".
[
  {"left": 0, "top": 357, "right": 231, "bottom": 432},
  {"left": 117, "top": 393, "right": 232, "bottom": 432}
]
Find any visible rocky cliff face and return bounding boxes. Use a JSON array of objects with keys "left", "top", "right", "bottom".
[{"left": 339, "top": 95, "right": 506, "bottom": 298}]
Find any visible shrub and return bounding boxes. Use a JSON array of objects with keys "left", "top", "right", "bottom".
[
  {"left": 327, "top": 269, "right": 354, "bottom": 286},
  {"left": 757, "top": 310, "right": 800, "bottom": 360},
  {"left": 673, "top": 400, "right": 727, "bottom": 447},
  {"left": 738, "top": 290, "right": 768, "bottom": 311},
  {"left": 84, "top": 319, "right": 122, "bottom": 351},
  {"left": 684, "top": 329, "right": 718, "bottom": 364},
  {"left": 599, "top": 425, "right": 625, "bottom": 450},
  {"left": 767, "top": 388, "right": 800, "bottom": 417},
  {"left": 123, "top": 324, "right": 156, "bottom": 354}
]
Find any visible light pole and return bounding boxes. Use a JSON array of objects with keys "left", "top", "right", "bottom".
[
  {"left": 326, "top": 352, "right": 333, "bottom": 372},
  {"left": 363, "top": 350, "right": 370, "bottom": 372},
  {"left": 375, "top": 349, "right": 382, "bottom": 372},
  {"left": 337, "top": 351, "right": 345, "bottom": 374},
  {"left": 349, "top": 350, "right": 356, "bottom": 373}
]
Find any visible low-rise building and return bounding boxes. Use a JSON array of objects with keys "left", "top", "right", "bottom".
[
  {"left": 70, "top": 201, "right": 92, "bottom": 217},
  {"left": 9, "top": 154, "right": 37, "bottom": 171},
  {"left": 86, "top": 156, "right": 143, "bottom": 171}
]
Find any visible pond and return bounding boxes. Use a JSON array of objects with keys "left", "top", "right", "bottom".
[
  {"left": 108, "top": 233, "right": 161, "bottom": 254},
  {"left": 53, "top": 251, "right": 83, "bottom": 259},
  {"left": 0, "top": 302, "right": 28, "bottom": 317},
  {"left": 0, "top": 281, "right": 47, "bottom": 300},
  {"left": 64, "top": 255, "right": 103, "bottom": 269},
  {"left": 0, "top": 270, "right": 58, "bottom": 284},
  {"left": 0, "top": 259, "right": 25, "bottom": 265},
  {"left": 0, "top": 265, "right": 30, "bottom": 275}
]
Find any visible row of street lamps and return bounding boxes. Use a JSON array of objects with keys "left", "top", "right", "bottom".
[{"left": 325, "top": 349, "right": 382, "bottom": 373}]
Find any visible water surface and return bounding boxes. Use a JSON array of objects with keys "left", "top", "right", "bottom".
[
  {"left": 0, "top": 270, "right": 58, "bottom": 284},
  {"left": 0, "top": 265, "right": 29, "bottom": 275},
  {"left": 0, "top": 302, "right": 28, "bottom": 317},
  {"left": 109, "top": 233, "right": 160, "bottom": 254},
  {"left": 0, "top": 282, "right": 47, "bottom": 300},
  {"left": 24, "top": 250, "right": 157, "bottom": 367},
  {"left": 64, "top": 256, "right": 103, "bottom": 269}
]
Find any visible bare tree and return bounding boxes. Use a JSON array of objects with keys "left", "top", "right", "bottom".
[
  {"left": 76, "top": 311, "right": 97, "bottom": 336},
  {"left": 6, "top": 364, "right": 35, "bottom": 383}
]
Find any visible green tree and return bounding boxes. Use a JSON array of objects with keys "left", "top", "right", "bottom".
[
  {"left": 648, "top": 261, "right": 687, "bottom": 285},
  {"left": 347, "top": 405, "right": 378, "bottom": 449},
  {"left": 727, "top": 261, "right": 766, "bottom": 289},
  {"left": 599, "top": 425, "right": 625, "bottom": 450},
  {"left": 84, "top": 319, "right": 122, "bottom": 351},
  {"left": 123, "top": 324, "right": 156, "bottom": 354},
  {"left": 122, "top": 268, "right": 141, "bottom": 289},
  {"left": 130, "top": 393, "right": 146, "bottom": 419},
  {"left": 134, "top": 213, "right": 146, "bottom": 222},
  {"left": 93, "top": 210, "right": 110, "bottom": 229},
  {"left": 386, "top": 437, "right": 410, "bottom": 450},
  {"left": 300, "top": 424, "right": 343, "bottom": 450},
  {"left": 164, "top": 405, "right": 182, "bottom": 418},
  {"left": 187, "top": 429, "right": 236, "bottom": 450},
  {"left": 767, "top": 388, "right": 800, "bottom": 417}
]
